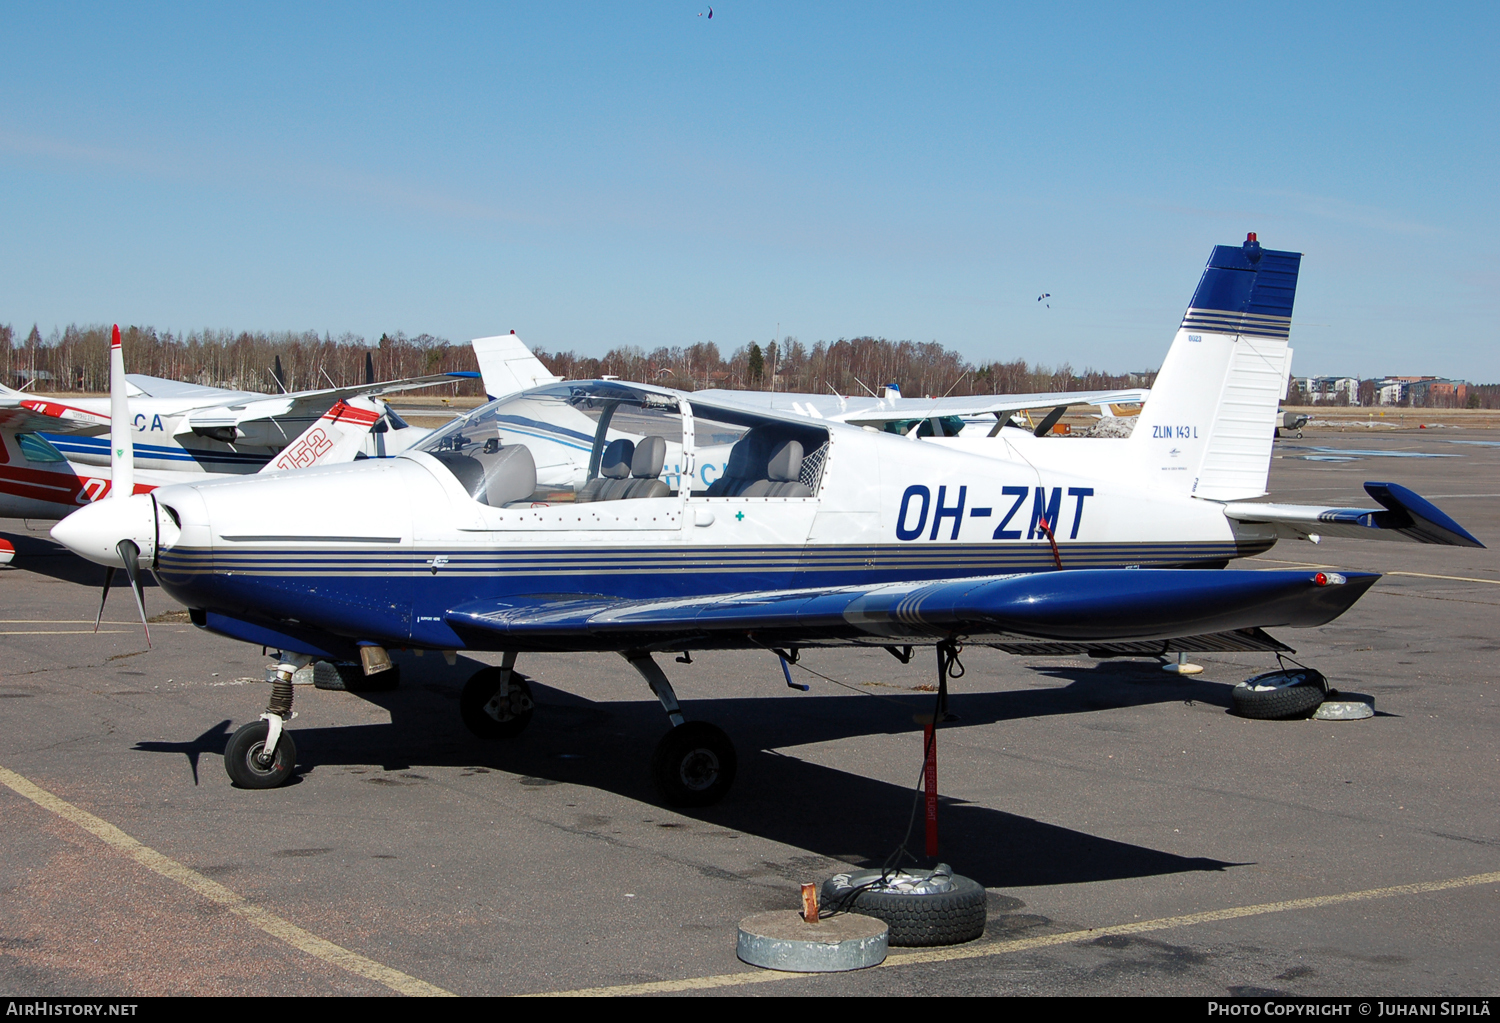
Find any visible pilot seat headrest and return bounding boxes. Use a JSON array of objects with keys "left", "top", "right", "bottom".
[
  {"left": 600, "top": 438, "right": 634, "bottom": 480},
  {"left": 480, "top": 444, "right": 536, "bottom": 507},
  {"left": 632, "top": 435, "right": 667, "bottom": 479},
  {"left": 767, "top": 440, "right": 803, "bottom": 482}
]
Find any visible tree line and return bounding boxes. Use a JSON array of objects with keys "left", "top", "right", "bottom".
[
  {"left": 1, "top": 322, "right": 1157, "bottom": 400},
  {"left": 0, "top": 323, "right": 486, "bottom": 396},
  {"left": 535, "top": 336, "right": 1153, "bottom": 398}
]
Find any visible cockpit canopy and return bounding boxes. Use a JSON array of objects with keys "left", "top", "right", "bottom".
[{"left": 418, "top": 381, "right": 829, "bottom": 508}]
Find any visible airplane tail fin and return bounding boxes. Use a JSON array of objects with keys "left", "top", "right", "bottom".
[
  {"left": 261, "top": 396, "right": 384, "bottom": 473},
  {"left": 472, "top": 332, "right": 563, "bottom": 400},
  {"left": 1130, "top": 235, "right": 1301, "bottom": 501}
]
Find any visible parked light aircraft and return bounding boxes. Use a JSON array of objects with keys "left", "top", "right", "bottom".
[
  {"left": 50, "top": 237, "right": 1484, "bottom": 804},
  {"left": 0, "top": 349, "right": 467, "bottom": 520},
  {"left": 471, "top": 328, "right": 1148, "bottom": 438}
]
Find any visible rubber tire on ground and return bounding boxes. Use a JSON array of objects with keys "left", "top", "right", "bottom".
[
  {"left": 224, "top": 720, "right": 297, "bottom": 789},
  {"left": 820, "top": 871, "right": 987, "bottom": 947},
  {"left": 459, "top": 668, "right": 535, "bottom": 739},
  {"left": 1230, "top": 668, "right": 1328, "bottom": 720},
  {"left": 651, "top": 721, "right": 737, "bottom": 808}
]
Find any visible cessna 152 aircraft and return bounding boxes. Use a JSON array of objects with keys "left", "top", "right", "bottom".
[{"left": 50, "top": 236, "right": 1484, "bottom": 804}]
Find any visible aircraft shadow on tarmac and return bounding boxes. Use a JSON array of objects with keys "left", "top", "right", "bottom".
[
  {"left": 132, "top": 658, "right": 1242, "bottom": 889},
  {"left": 2, "top": 529, "right": 161, "bottom": 589}
]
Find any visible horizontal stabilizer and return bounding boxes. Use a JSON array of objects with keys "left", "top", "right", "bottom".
[
  {"left": 1223, "top": 482, "right": 1484, "bottom": 548},
  {"left": 445, "top": 569, "right": 1378, "bottom": 653}
]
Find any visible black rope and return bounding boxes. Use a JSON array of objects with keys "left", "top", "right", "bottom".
[{"left": 825, "top": 639, "right": 963, "bottom": 917}]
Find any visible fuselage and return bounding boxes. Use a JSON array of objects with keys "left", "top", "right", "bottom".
[{"left": 146, "top": 386, "right": 1275, "bottom": 656}]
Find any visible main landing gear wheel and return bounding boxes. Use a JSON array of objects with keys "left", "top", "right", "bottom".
[
  {"left": 1231, "top": 667, "right": 1328, "bottom": 720},
  {"left": 224, "top": 720, "right": 297, "bottom": 789},
  {"left": 652, "top": 721, "right": 737, "bottom": 807},
  {"left": 460, "top": 667, "right": 535, "bottom": 739}
]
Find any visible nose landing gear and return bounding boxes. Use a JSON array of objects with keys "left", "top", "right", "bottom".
[{"left": 225, "top": 653, "right": 309, "bottom": 788}]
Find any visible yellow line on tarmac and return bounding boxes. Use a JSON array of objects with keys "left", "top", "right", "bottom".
[
  {"left": 1251, "top": 558, "right": 1500, "bottom": 585},
  {"left": 535, "top": 870, "right": 1500, "bottom": 997},
  {"left": 0, "top": 765, "right": 454, "bottom": 998},
  {"left": 0, "top": 630, "right": 130, "bottom": 635}
]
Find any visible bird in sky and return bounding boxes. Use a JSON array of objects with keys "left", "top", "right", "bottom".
[{"left": 1037, "top": 292, "right": 1051, "bottom": 308}]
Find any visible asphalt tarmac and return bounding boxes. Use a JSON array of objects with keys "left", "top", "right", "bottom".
[{"left": 1, "top": 426, "right": 1496, "bottom": 997}]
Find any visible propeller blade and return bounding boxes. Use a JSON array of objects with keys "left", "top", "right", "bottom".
[
  {"left": 108, "top": 325, "right": 135, "bottom": 498},
  {"left": 94, "top": 566, "right": 116, "bottom": 633},
  {"left": 115, "top": 539, "right": 151, "bottom": 648}
]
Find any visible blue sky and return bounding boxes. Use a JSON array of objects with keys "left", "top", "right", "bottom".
[{"left": 2, "top": 2, "right": 1496, "bottom": 380}]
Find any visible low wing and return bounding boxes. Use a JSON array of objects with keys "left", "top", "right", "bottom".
[
  {"left": 1223, "top": 482, "right": 1484, "bottom": 548},
  {"left": 445, "top": 568, "right": 1377, "bottom": 653}
]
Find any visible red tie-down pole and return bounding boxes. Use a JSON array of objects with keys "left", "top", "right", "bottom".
[
  {"left": 924, "top": 722, "right": 939, "bottom": 856},
  {"left": 922, "top": 641, "right": 958, "bottom": 857}
]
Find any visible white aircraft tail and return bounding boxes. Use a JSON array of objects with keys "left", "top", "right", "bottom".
[
  {"left": 1130, "top": 235, "right": 1300, "bottom": 501},
  {"left": 260, "top": 396, "right": 384, "bottom": 473},
  {"left": 472, "top": 332, "right": 563, "bottom": 400}
]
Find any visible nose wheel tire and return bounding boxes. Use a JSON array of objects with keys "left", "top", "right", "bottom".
[
  {"left": 224, "top": 720, "right": 297, "bottom": 789},
  {"left": 652, "top": 721, "right": 737, "bottom": 807},
  {"left": 460, "top": 668, "right": 535, "bottom": 739}
]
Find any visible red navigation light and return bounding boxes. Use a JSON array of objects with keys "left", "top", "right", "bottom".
[
  {"left": 1314, "top": 572, "right": 1328, "bottom": 586},
  {"left": 1247, "top": 232, "right": 1257, "bottom": 243}
]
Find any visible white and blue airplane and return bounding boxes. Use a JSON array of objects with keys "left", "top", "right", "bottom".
[{"left": 50, "top": 236, "right": 1484, "bottom": 804}]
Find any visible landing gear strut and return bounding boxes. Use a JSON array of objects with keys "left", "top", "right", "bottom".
[
  {"left": 460, "top": 651, "right": 535, "bottom": 739},
  {"left": 626, "top": 651, "right": 737, "bottom": 807},
  {"left": 225, "top": 653, "right": 309, "bottom": 788}
]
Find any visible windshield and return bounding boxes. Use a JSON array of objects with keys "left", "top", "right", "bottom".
[{"left": 419, "top": 382, "right": 685, "bottom": 507}]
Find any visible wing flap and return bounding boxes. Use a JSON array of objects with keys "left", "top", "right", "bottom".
[{"left": 985, "top": 627, "right": 1293, "bottom": 657}]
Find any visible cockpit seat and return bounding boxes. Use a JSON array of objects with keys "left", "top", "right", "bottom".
[
  {"left": 576, "top": 436, "right": 670, "bottom": 502},
  {"left": 705, "top": 428, "right": 813, "bottom": 498},
  {"left": 741, "top": 440, "right": 811, "bottom": 497},
  {"left": 479, "top": 444, "right": 537, "bottom": 507},
  {"left": 434, "top": 443, "right": 537, "bottom": 507}
]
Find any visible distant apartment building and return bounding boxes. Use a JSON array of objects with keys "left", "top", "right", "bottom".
[
  {"left": 1364, "top": 376, "right": 1470, "bottom": 407},
  {"left": 1294, "top": 376, "right": 1360, "bottom": 404}
]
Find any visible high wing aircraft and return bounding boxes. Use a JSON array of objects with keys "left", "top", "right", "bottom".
[
  {"left": 50, "top": 237, "right": 1484, "bottom": 805},
  {"left": 0, "top": 344, "right": 462, "bottom": 520},
  {"left": 0, "top": 357, "right": 466, "bottom": 477},
  {"left": 471, "top": 330, "right": 1148, "bottom": 446},
  {"left": 0, "top": 392, "right": 390, "bottom": 522}
]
